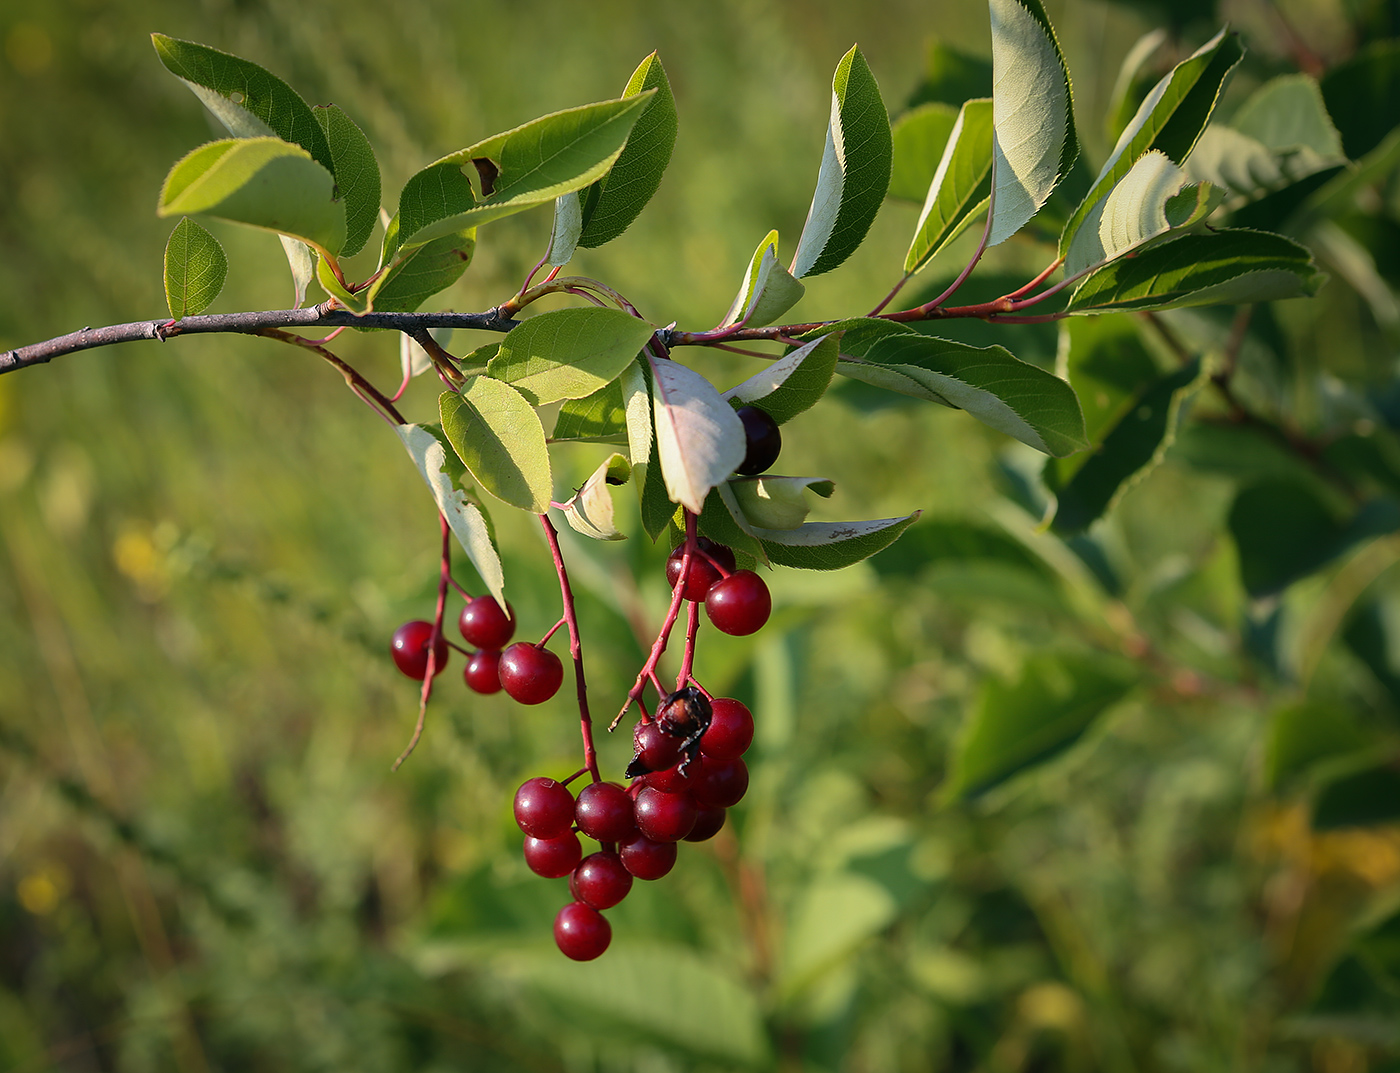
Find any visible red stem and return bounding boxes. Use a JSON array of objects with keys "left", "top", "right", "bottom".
[
  {"left": 678, "top": 600, "right": 701, "bottom": 689},
  {"left": 392, "top": 514, "right": 452, "bottom": 770},
  {"left": 540, "top": 514, "right": 601, "bottom": 783}
]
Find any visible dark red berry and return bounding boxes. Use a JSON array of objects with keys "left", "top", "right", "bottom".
[
  {"left": 463, "top": 649, "right": 503, "bottom": 694},
  {"left": 694, "top": 756, "right": 749, "bottom": 809},
  {"left": 523, "top": 831, "right": 582, "bottom": 878},
  {"left": 705, "top": 571, "right": 771, "bottom": 636},
  {"left": 571, "top": 852, "right": 633, "bottom": 910},
  {"left": 498, "top": 643, "right": 564, "bottom": 704},
  {"left": 391, "top": 620, "right": 449, "bottom": 680},
  {"left": 627, "top": 721, "right": 683, "bottom": 777},
  {"left": 735, "top": 405, "right": 781, "bottom": 475},
  {"left": 701, "top": 698, "right": 754, "bottom": 760},
  {"left": 645, "top": 753, "right": 705, "bottom": 794},
  {"left": 513, "top": 777, "right": 576, "bottom": 839},
  {"left": 634, "top": 786, "right": 698, "bottom": 842},
  {"left": 458, "top": 596, "right": 516, "bottom": 650},
  {"left": 619, "top": 834, "right": 678, "bottom": 880},
  {"left": 574, "top": 781, "right": 637, "bottom": 843},
  {"left": 554, "top": 901, "right": 611, "bottom": 960},
  {"left": 684, "top": 807, "right": 727, "bottom": 842},
  {"left": 665, "top": 538, "right": 736, "bottom": 601}
]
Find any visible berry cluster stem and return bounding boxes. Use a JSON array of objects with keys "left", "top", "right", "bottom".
[
  {"left": 392, "top": 513, "right": 453, "bottom": 771},
  {"left": 540, "top": 514, "right": 601, "bottom": 783}
]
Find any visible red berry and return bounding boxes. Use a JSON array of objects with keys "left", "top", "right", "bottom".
[
  {"left": 463, "top": 649, "right": 503, "bottom": 694},
  {"left": 458, "top": 596, "right": 516, "bottom": 650},
  {"left": 575, "top": 781, "right": 638, "bottom": 843},
  {"left": 390, "top": 620, "right": 449, "bottom": 680},
  {"left": 665, "top": 538, "right": 736, "bottom": 601},
  {"left": 631, "top": 721, "right": 683, "bottom": 774},
  {"left": 571, "top": 852, "right": 633, "bottom": 910},
  {"left": 694, "top": 756, "right": 749, "bottom": 809},
  {"left": 554, "top": 901, "right": 611, "bottom": 960},
  {"left": 619, "top": 834, "right": 678, "bottom": 880},
  {"left": 523, "top": 832, "right": 582, "bottom": 878},
  {"left": 701, "top": 698, "right": 755, "bottom": 759},
  {"left": 498, "top": 643, "right": 564, "bottom": 704},
  {"left": 684, "top": 807, "right": 727, "bottom": 843},
  {"left": 634, "top": 786, "right": 698, "bottom": 842},
  {"left": 645, "top": 753, "right": 705, "bottom": 794},
  {"left": 735, "top": 405, "right": 781, "bottom": 476},
  {"left": 705, "top": 571, "right": 771, "bottom": 636},
  {"left": 513, "top": 777, "right": 575, "bottom": 839}
]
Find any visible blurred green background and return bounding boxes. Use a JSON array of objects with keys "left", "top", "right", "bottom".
[{"left": 3, "top": 0, "right": 1400, "bottom": 1069}]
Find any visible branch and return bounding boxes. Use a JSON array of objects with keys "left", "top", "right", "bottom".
[{"left": 0, "top": 302, "right": 520, "bottom": 377}]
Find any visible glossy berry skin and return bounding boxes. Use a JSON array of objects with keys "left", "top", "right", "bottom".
[
  {"left": 554, "top": 901, "right": 611, "bottom": 961},
  {"left": 523, "top": 831, "right": 582, "bottom": 878},
  {"left": 626, "top": 721, "right": 682, "bottom": 778},
  {"left": 634, "top": 786, "right": 698, "bottom": 842},
  {"left": 391, "top": 620, "right": 449, "bottom": 680},
  {"left": 684, "top": 807, "right": 727, "bottom": 843},
  {"left": 735, "top": 405, "right": 782, "bottom": 476},
  {"left": 619, "top": 834, "right": 678, "bottom": 880},
  {"left": 701, "top": 698, "right": 755, "bottom": 760},
  {"left": 458, "top": 596, "right": 516, "bottom": 650},
  {"left": 513, "top": 777, "right": 576, "bottom": 839},
  {"left": 570, "top": 852, "right": 633, "bottom": 910},
  {"left": 498, "top": 643, "right": 564, "bottom": 705},
  {"left": 694, "top": 756, "right": 749, "bottom": 809},
  {"left": 463, "top": 649, "right": 503, "bottom": 694},
  {"left": 665, "top": 538, "right": 736, "bottom": 601},
  {"left": 645, "top": 753, "right": 704, "bottom": 794},
  {"left": 574, "top": 781, "right": 637, "bottom": 843},
  {"left": 705, "top": 571, "right": 771, "bottom": 636}
]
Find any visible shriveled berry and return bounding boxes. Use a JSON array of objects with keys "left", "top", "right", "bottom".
[
  {"left": 514, "top": 777, "right": 575, "bottom": 839},
  {"left": 634, "top": 786, "right": 698, "bottom": 842},
  {"left": 391, "top": 620, "right": 449, "bottom": 680},
  {"left": 619, "top": 834, "right": 678, "bottom": 880},
  {"left": 665, "top": 538, "right": 736, "bottom": 601},
  {"left": 463, "top": 649, "right": 503, "bottom": 694},
  {"left": 694, "top": 756, "right": 749, "bottom": 810},
  {"left": 523, "top": 831, "right": 582, "bottom": 878},
  {"left": 705, "top": 571, "right": 771, "bottom": 636},
  {"left": 701, "top": 698, "right": 755, "bottom": 760},
  {"left": 571, "top": 852, "right": 633, "bottom": 910},
  {"left": 735, "top": 405, "right": 781, "bottom": 475},
  {"left": 684, "top": 807, "right": 727, "bottom": 843},
  {"left": 499, "top": 643, "right": 564, "bottom": 705},
  {"left": 554, "top": 901, "right": 611, "bottom": 960},
  {"left": 458, "top": 596, "right": 516, "bottom": 650},
  {"left": 574, "top": 781, "right": 637, "bottom": 843}
]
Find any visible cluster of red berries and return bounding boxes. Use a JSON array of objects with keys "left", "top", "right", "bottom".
[
  {"left": 390, "top": 595, "right": 564, "bottom": 704},
  {"left": 666, "top": 538, "right": 772, "bottom": 636},
  {"left": 515, "top": 689, "right": 756, "bottom": 960}
]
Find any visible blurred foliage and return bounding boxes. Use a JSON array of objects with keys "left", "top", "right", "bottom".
[{"left": 2, "top": 0, "right": 1400, "bottom": 1070}]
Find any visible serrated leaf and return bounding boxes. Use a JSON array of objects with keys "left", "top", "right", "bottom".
[
  {"left": 546, "top": 191, "right": 583, "bottom": 268},
  {"left": 905, "top": 98, "right": 994, "bottom": 275},
  {"left": 395, "top": 422, "right": 505, "bottom": 605},
  {"left": 163, "top": 217, "right": 227, "bottom": 319},
  {"left": 561, "top": 453, "right": 631, "bottom": 540},
  {"left": 753, "top": 512, "right": 921, "bottom": 570},
  {"left": 313, "top": 104, "right": 381, "bottom": 258},
  {"left": 1061, "top": 29, "right": 1242, "bottom": 258},
  {"left": 889, "top": 102, "right": 960, "bottom": 202},
  {"left": 730, "top": 476, "right": 834, "bottom": 530},
  {"left": 1066, "top": 229, "right": 1325, "bottom": 313},
  {"left": 552, "top": 379, "right": 628, "bottom": 443},
  {"left": 944, "top": 654, "right": 1136, "bottom": 801},
  {"left": 720, "top": 231, "right": 806, "bottom": 329},
  {"left": 158, "top": 137, "right": 346, "bottom": 255},
  {"left": 847, "top": 334, "right": 1087, "bottom": 456},
  {"left": 792, "top": 45, "right": 893, "bottom": 278},
  {"left": 487, "top": 308, "right": 655, "bottom": 406},
  {"left": 392, "top": 94, "right": 652, "bottom": 254},
  {"left": 722, "top": 333, "right": 839, "bottom": 424},
  {"left": 986, "top": 0, "right": 1078, "bottom": 247},
  {"left": 577, "top": 52, "right": 678, "bottom": 248},
  {"left": 440, "top": 382, "right": 552, "bottom": 514},
  {"left": 649, "top": 355, "right": 746, "bottom": 515},
  {"left": 797, "top": 317, "right": 919, "bottom": 355},
  {"left": 365, "top": 218, "right": 476, "bottom": 312}
]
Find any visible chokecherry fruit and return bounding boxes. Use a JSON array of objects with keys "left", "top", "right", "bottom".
[
  {"left": 705, "top": 571, "right": 771, "bottom": 636},
  {"left": 694, "top": 756, "right": 749, "bottom": 809},
  {"left": 574, "top": 781, "right": 637, "bottom": 843},
  {"left": 701, "top": 698, "right": 755, "bottom": 760},
  {"left": 665, "top": 538, "right": 737, "bottom": 601},
  {"left": 570, "top": 852, "right": 634, "bottom": 910},
  {"left": 645, "top": 753, "right": 704, "bottom": 794},
  {"left": 513, "top": 777, "right": 576, "bottom": 839},
  {"left": 458, "top": 595, "right": 516, "bottom": 650},
  {"left": 634, "top": 786, "right": 698, "bottom": 842},
  {"left": 390, "top": 620, "right": 449, "bottom": 680},
  {"left": 684, "top": 806, "right": 727, "bottom": 843},
  {"left": 498, "top": 643, "right": 564, "bottom": 704},
  {"left": 523, "top": 831, "right": 582, "bottom": 878},
  {"left": 735, "top": 405, "right": 782, "bottom": 475},
  {"left": 554, "top": 901, "right": 611, "bottom": 961},
  {"left": 463, "top": 648, "right": 503, "bottom": 694},
  {"left": 626, "top": 720, "right": 683, "bottom": 777},
  {"left": 619, "top": 834, "right": 678, "bottom": 880}
]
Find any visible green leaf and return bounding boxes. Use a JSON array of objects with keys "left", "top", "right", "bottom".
[
  {"left": 986, "top": 0, "right": 1078, "bottom": 247},
  {"left": 1234, "top": 74, "right": 1345, "bottom": 161},
  {"left": 792, "top": 45, "right": 893, "bottom": 278},
  {"left": 163, "top": 217, "right": 227, "bottom": 319},
  {"left": 312, "top": 104, "right": 381, "bottom": 258},
  {"left": 698, "top": 485, "right": 767, "bottom": 562},
  {"left": 621, "top": 360, "right": 653, "bottom": 466},
  {"left": 1312, "top": 765, "right": 1400, "bottom": 830},
  {"left": 552, "top": 379, "right": 628, "bottom": 443},
  {"left": 1264, "top": 702, "right": 1370, "bottom": 793},
  {"left": 546, "top": 192, "right": 583, "bottom": 268},
  {"left": 1320, "top": 39, "right": 1400, "bottom": 160},
  {"left": 889, "top": 102, "right": 959, "bottom": 202},
  {"left": 797, "top": 317, "right": 919, "bottom": 356},
  {"left": 905, "top": 98, "right": 994, "bottom": 275},
  {"left": 730, "top": 476, "right": 834, "bottom": 530},
  {"left": 944, "top": 653, "right": 1136, "bottom": 802},
  {"left": 395, "top": 422, "right": 505, "bottom": 605},
  {"left": 439, "top": 382, "right": 553, "bottom": 514},
  {"left": 560, "top": 453, "right": 631, "bottom": 540},
  {"left": 720, "top": 231, "right": 806, "bottom": 329},
  {"left": 487, "top": 308, "right": 655, "bottom": 406},
  {"left": 754, "top": 512, "right": 921, "bottom": 570},
  {"left": 577, "top": 52, "right": 678, "bottom": 248},
  {"left": 649, "top": 354, "right": 746, "bottom": 515},
  {"left": 158, "top": 137, "right": 347, "bottom": 256},
  {"left": 722, "top": 333, "right": 839, "bottom": 424},
  {"left": 392, "top": 94, "right": 652, "bottom": 253},
  {"left": 1066, "top": 230, "right": 1325, "bottom": 313},
  {"left": 778, "top": 872, "right": 898, "bottom": 998},
  {"left": 365, "top": 219, "right": 476, "bottom": 313},
  {"left": 280, "top": 236, "right": 315, "bottom": 308},
  {"left": 1061, "top": 29, "right": 1242, "bottom": 258},
  {"left": 641, "top": 433, "right": 681, "bottom": 541},
  {"left": 845, "top": 333, "right": 1087, "bottom": 456}
]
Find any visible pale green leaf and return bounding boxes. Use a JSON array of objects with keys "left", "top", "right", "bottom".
[
  {"left": 905, "top": 98, "right": 994, "bottom": 275},
  {"left": 731, "top": 476, "right": 834, "bottom": 530},
  {"left": 313, "top": 104, "right": 381, "bottom": 258},
  {"left": 546, "top": 191, "right": 583, "bottom": 268},
  {"left": 487, "top": 307, "right": 656, "bottom": 406},
  {"left": 561, "top": 453, "right": 631, "bottom": 540},
  {"left": 1233, "top": 74, "right": 1345, "bottom": 161},
  {"left": 163, "top": 217, "right": 227, "bottom": 319},
  {"left": 621, "top": 360, "right": 653, "bottom": 467},
  {"left": 792, "top": 45, "right": 893, "bottom": 278},
  {"left": 552, "top": 379, "right": 628, "bottom": 443},
  {"left": 439, "top": 382, "right": 553, "bottom": 514},
  {"left": 889, "top": 102, "right": 960, "bottom": 202},
  {"left": 698, "top": 485, "right": 767, "bottom": 562},
  {"left": 400, "top": 333, "right": 434, "bottom": 382},
  {"left": 649, "top": 355, "right": 746, "bottom": 515},
  {"left": 279, "top": 236, "right": 315, "bottom": 308},
  {"left": 722, "top": 333, "right": 839, "bottom": 424},
  {"left": 720, "top": 231, "right": 806, "bottom": 329},
  {"left": 315, "top": 254, "right": 368, "bottom": 312},
  {"left": 366, "top": 219, "right": 476, "bottom": 312},
  {"left": 754, "top": 512, "right": 921, "bottom": 570},
  {"left": 778, "top": 873, "right": 898, "bottom": 998}
]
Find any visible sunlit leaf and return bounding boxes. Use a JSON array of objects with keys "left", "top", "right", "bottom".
[
  {"left": 163, "top": 217, "right": 227, "bottom": 319},
  {"left": 720, "top": 231, "right": 805, "bottom": 329},
  {"left": 730, "top": 475, "right": 834, "bottom": 530},
  {"left": 487, "top": 308, "right": 655, "bottom": 406},
  {"left": 546, "top": 191, "right": 583, "bottom": 268},
  {"left": 905, "top": 98, "right": 994, "bottom": 275},
  {"left": 313, "top": 103, "right": 382, "bottom": 258},
  {"left": 754, "top": 512, "right": 921, "bottom": 570},
  {"left": 560, "top": 453, "right": 631, "bottom": 540},
  {"left": 366, "top": 219, "right": 476, "bottom": 312},
  {"left": 722, "top": 333, "right": 839, "bottom": 424},
  {"left": 649, "top": 355, "right": 746, "bottom": 515},
  {"left": 552, "top": 379, "right": 628, "bottom": 443},
  {"left": 440, "top": 382, "right": 553, "bottom": 514}
]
